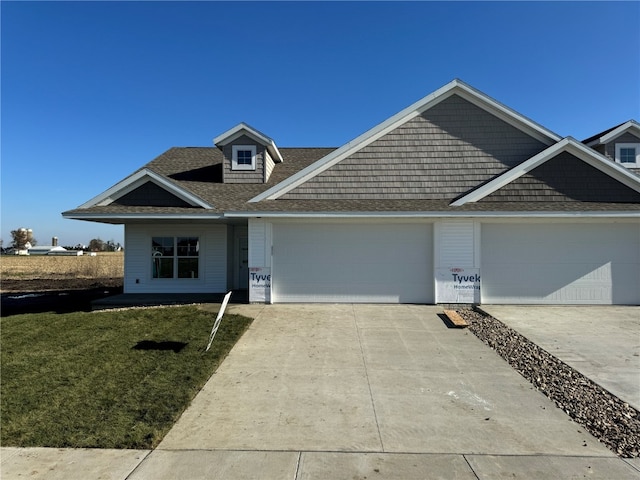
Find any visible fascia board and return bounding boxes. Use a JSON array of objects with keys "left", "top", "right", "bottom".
[
  {"left": 451, "top": 140, "right": 570, "bottom": 205},
  {"left": 565, "top": 139, "right": 640, "bottom": 191},
  {"left": 452, "top": 138, "right": 640, "bottom": 206},
  {"left": 78, "top": 169, "right": 213, "bottom": 209},
  {"left": 250, "top": 79, "right": 561, "bottom": 202},
  {"left": 451, "top": 82, "right": 562, "bottom": 144},
  {"left": 215, "top": 128, "right": 266, "bottom": 146},
  {"left": 78, "top": 169, "right": 151, "bottom": 208},
  {"left": 596, "top": 121, "right": 640, "bottom": 145},
  {"left": 223, "top": 210, "right": 640, "bottom": 219},
  {"left": 63, "top": 213, "right": 224, "bottom": 221},
  {"left": 214, "top": 123, "right": 283, "bottom": 163}
]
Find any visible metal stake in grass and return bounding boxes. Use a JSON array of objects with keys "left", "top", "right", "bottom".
[{"left": 205, "top": 291, "right": 232, "bottom": 352}]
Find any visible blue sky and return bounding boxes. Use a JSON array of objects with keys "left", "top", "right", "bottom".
[{"left": 2, "top": 1, "right": 639, "bottom": 247}]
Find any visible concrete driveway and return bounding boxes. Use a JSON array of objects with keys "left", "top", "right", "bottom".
[
  {"left": 147, "top": 304, "right": 636, "bottom": 478},
  {"left": 481, "top": 305, "right": 640, "bottom": 411},
  {"left": 3, "top": 304, "right": 638, "bottom": 479}
]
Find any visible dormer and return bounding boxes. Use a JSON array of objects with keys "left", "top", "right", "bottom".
[
  {"left": 584, "top": 120, "right": 640, "bottom": 171},
  {"left": 213, "top": 123, "right": 283, "bottom": 183}
]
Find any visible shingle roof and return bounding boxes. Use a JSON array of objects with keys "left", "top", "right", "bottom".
[
  {"left": 64, "top": 147, "right": 335, "bottom": 216},
  {"left": 62, "top": 144, "right": 640, "bottom": 218}
]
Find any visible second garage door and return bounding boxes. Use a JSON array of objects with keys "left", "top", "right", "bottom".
[
  {"left": 481, "top": 223, "right": 640, "bottom": 305},
  {"left": 272, "top": 223, "right": 433, "bottom": 303}
]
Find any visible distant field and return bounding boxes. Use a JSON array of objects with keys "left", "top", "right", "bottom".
[{"left": 1, "top": 252, "right": 124, "bottom": 280}]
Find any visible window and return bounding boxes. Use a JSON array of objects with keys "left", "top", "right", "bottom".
[
  {"left": 232, "top": 145, "right": 257, "bottom": 170},
  {"left": 152, "top": 236, "right": 199, "bottom": 279},
  {"left": 615, "top": 143, "right": 640, "bottom": 167}
]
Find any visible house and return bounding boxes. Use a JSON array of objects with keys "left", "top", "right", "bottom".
[{"left": 62, "top": 79, "right": 640, "bottom": 305}]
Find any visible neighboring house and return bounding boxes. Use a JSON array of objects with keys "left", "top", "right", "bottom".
[{"left": 63, "top": 79, "right": 640, "bottom": 305}]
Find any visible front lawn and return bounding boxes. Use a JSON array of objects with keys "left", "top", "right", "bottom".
[{"left": 1, "top": 306, "right": 252, "bottom": 449}]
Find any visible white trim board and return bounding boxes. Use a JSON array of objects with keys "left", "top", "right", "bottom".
[
  {"left": 214, "top": 122, "right": 283, "bottom": 163},
  {"left": 584, "top": 120, "right": 640, "bottom": 147}
]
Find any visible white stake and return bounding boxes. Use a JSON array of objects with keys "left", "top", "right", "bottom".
[{"left": 206, "top": 291, "right": 232, "bottom": 352}]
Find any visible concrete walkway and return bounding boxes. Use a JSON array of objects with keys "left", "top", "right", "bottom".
[{"left": 2, "top": 304, "right": 639, "bottom": 479}]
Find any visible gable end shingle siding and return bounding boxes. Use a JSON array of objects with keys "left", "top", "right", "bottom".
[
  {"left": 282, "top": 95, "right": 547, "bottom": 200},
  {"left": 480, "top": 152, "right": 640, "bottom": 203},
  {"left": 113, "top": 181, "right": 194, "bottom": 207}
]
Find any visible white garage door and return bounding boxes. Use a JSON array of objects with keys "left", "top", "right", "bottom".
[
  {"left": 482, "top": 223, "right": 640, "bottom": 305},
  {"left": 272, "top": 223, "right": 433, "bottom": 303}
]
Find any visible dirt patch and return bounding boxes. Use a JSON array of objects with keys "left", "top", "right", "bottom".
[
  {"left": 1, "top": 277, "right": 123, "bottom": 293},
  {"left": 1, "top": 277, "right": 123, "bottom": 316}
]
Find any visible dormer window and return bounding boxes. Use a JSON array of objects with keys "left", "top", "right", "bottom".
[
  {"left": 616, "top": 143, "right": 640, "bottom": 167},
  {"left": 232, "top": 145, "right": 257, "bottom": 170}
]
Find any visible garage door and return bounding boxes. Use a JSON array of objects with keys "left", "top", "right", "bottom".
[
  {"left": 272, "top": 223, "right": 433, "bottom": 303},
  {"left": 481, "top": 223, "right": 640, "bottom": 304}
]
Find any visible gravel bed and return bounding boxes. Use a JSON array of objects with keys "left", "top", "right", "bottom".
[{"left": 456, "top": 307, "right": 639, "bottom": 458}]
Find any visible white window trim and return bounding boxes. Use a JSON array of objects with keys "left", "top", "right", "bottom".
[
  {"left": 232, "top": 145, "right": 257, "bottom": 171},
  {"left": 615, "top": 143, "right": 640, "bottom": 167}
]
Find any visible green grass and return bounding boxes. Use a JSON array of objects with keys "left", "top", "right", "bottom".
[{"left": 1, "top": 306, "right": 252, "bottom": 449}]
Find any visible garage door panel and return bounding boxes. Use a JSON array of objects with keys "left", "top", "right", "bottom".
[
  {"left": 482, "top": 224, "right": 639, "bottom": 305},
  {"left": 273, "top": 223, "right": 433, "bottom": 303}
]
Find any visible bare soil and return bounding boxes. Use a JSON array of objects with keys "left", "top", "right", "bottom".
[
  {"left": 1, "top": 276, "right": 123, "bottom": 293},
  {"left": 1, "top": 277, "right": 123, "bottom": 316}
]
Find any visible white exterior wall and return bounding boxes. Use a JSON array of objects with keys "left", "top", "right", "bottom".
[{"left": 124, "top": 223, "right": 227, "bottom": 293}]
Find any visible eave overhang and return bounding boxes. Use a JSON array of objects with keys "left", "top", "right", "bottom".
[{"left": 224, "top": 210, "right": 640, "bottom": 219}]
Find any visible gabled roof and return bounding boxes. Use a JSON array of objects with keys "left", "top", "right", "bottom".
[
  {"left": 583, "top": 120, "right": 640, "bottom": 146},
  {"left": 62, "top": 148, "right": 334, "bottom": 222},
  {"left": 64, "top": 80, "right": 640, "bottom": 223},
  {"left": 214, "top": 122, "right": 283, "bottom": 162},
  {"left": 451, "top": 137, "right": 640, "bottom": 206},
  {"left": 249, "top": 79, "right": 562, "bottom": 202},
  {"left": 77, "top": 168, "right": 214, "bottom": 209}
]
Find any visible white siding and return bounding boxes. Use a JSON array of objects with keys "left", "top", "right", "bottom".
[
  {"left": 248, "top": 219, "right": 270, "bottom": 268},
  {"left": 436, "top": 221, "right": 478, "bottom": 268},
  {"left": 264, "top": 151, "right": 275, "bottom": 182},
  {"left": 481, "top": 222, "right": 640, "bottom": 305},
  {"left": 124, "top": 223, "right": 227, "bottom": 293},
  {"left": 434, "top": 221, "right": 480, "bottom": 303},
  {"left": 272, "top": 222, "right": 433, "bottom": 303}
]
